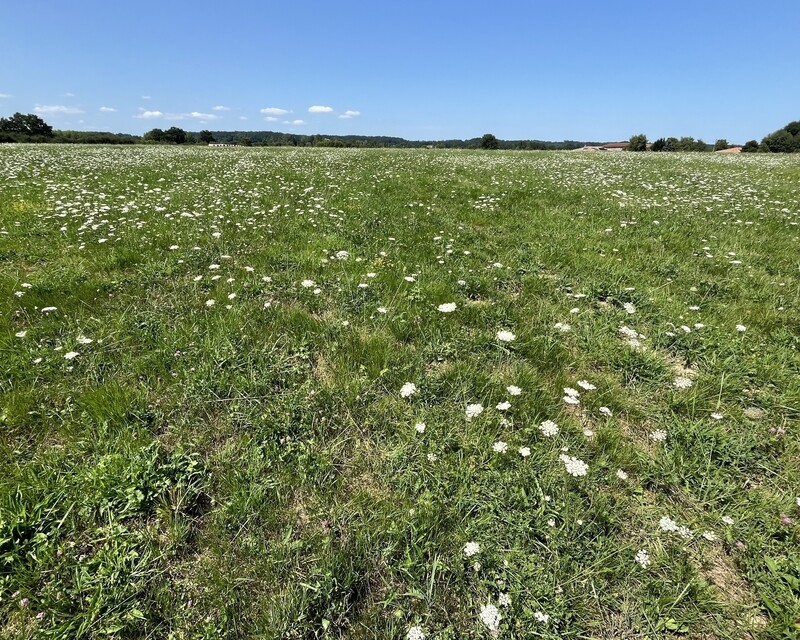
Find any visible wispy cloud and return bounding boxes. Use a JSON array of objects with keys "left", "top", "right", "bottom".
[
  {"left": 212, "top": 105, "right": 232, "bottom": 111},
  {"left": 187, "top": 111, "right": 218, "bottom": 120},
  {"left": 264, "top": 116, "right": 279, "bottom": 122},
  {"left": 0, "top": 93, "right": 11, "bottom": 99},
  {"left": 284, "top": 119, "right": 305, "bottom": 125},
  {"left": 239, "top": 115, "right": 248, "bottom": 120},
  {"left": 141, "top": 95, "right": 152, "bottom": 100},
  {"left": 308, "top": 105, "right": 333, "bottom": 113},
  {"left": 63, "top": 92, "right": 75, "bottom": 98},
  {"left": 261, "top": 107, "right": 289, "bottom": 116},
  {"left": 134, "top": 108, "right": 219, "bottom": 121},
  {"left": 34, "top": 104, "right": 85, "bottom": 115},
  {"left": 99, "top": 106, "right": 116, "bottom": 112},
  {"left": 339, "top": 110, "right": 361, "bottom": 119},
  {"left": 134, "top": 110, "right": 164, "bottom": 119}
]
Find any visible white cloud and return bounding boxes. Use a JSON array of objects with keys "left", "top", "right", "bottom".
[
  {"left": 135, "top": 110, "right": 164, "bottom": 119},
  {"left": 187, "top": 111, "right": 219, "bottom": 120},
  {"left": 239, "top": 115, "right": 248, "bottom": 120},
  {"left": 141, "top": 95, "right": 152, "bottom": 100},
  {"left": 212, "top": 105, "right": 232, "bottom": 111},
  {"left": 34, "top": 104, "right": 85, "bottom": 115},
  {"left": 284, "top": 119, "right": 305, "bottom": 125},
  {"left": 264, "top": 116, "right": 279, "bottom": 122},
  {"left": 260, "top": 107, "right": 289, "bottom": 116},
  {"left": 0, "top": 93, "right": 11, "bottom": 98},
  {"left": 339, "top": 110, "right": 361, "bottom": 119},
  {"left": 99, "top": 106, "right": 116, "bottom": 112},
  {"left": 308, "top": 105, "right": 334, "bottom": 113},
  {"left": 63, "top": 92, "right": 75, "bottom": 97}
]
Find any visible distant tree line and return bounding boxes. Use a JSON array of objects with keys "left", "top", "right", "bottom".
[
  {"left": 628, "top": 119, "right": 799, "bottom": 154},
  {"left": 3, "top": 111, "right": 798, "bottom": 152}
]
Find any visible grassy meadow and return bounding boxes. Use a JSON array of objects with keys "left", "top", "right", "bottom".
[{"left": 1, "top": 145, "right": 799, "bottom": 639}]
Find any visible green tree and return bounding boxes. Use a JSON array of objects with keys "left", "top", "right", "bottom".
[
  {"left": 784, "top": 120, "right": 800, "bottom": 137},
  {"left": 143, "top": 128, "right": 165, "bottom": 143},
  {"left": 761, "top": 130, "right": 795, "bottom": 153},
  {"left": 199, "top": 130, "right": 215, "bottom": 144},
  {"left": 626, "top": 133, "right": 647, "bottom": 151},
  {"left": 0, "top": 112, "right": 54, "bottom": 140},
  {"left": 650, "top": 138, "right": 666, "bottom": 152},
  {"left": 713, "top": 139, "right": 729, "bottom": 151},
  {"left": 163, "top": 127, "right": 187, "bottom": 144},
  {"left": 480, "top": 133, "right": 499, "bottom": 150},
  {"left": 741, "top": 140, "right": 759, "bottom": 153}
]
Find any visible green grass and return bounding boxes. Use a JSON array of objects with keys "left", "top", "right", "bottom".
[{"left": 1, "top": 145, "right": 799, "bottom": 639}]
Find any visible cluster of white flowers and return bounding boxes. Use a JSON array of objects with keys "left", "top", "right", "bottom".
[
  {"left": 599, "top": 406, "right": 613, "bottom": 417},
  {"left": 673, "top": 376, "right": 694, "bottom": 389},
  {"left": 406, "top": 625, "right": 425, "bottom": 640},
  {"left": 623, "top": 302, "right": 636, "bottom": 314},
  {"left": 465, "top": 403, "right": 484, "bottom": 420},
  {"left": 634, "top": 549, "right": 651, "bottom": 568},
  {"left": 650, "top": 429, "right": 668, "bottom": 443},
  {"left": 563, "top": 387, "right": 580, "bottom": 405},
  {"left": 415, "top": 422, "right": 426, "bottom": 433},
  {"left": 496, "top": 330, "right": 515, "bottom": 342},
  {"left": 495, "top": 401, "right": 511, "bottom": 411},
  {"left": 492, "top": 441, "right": 508, "bottom": 454},
  {"left": 437, "top": 302, "right": 457, "bottom": 313},
  {"left": 539, "top": 419, "right": 559, "bottom": 437},
  {"left": 463, "top": 541, "right": 480, "bottom": 557},
  {"left": 559, "top": 453, "right": 589, "bottom": 477},
  {"left": 533, "top": 610, "right": 550, "bottom": 624},
  {"left": 400, "top": 382, "right": 418, "bottom": 398},
  {"left": 479, "top": 603, "right": 502, "bottom": 635},
  {"left": 659, "top": 516, "right": 692, "bottom": 538},
  {"left": 518, "top": 446, "right": 531, "bottom": 458},
  {"left": 506, "top": 385, "right": 522, "bottom": 396}
]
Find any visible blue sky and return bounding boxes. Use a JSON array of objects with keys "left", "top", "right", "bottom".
[{"left": 2, "top": 1, "right": 798, "bottom": 142}]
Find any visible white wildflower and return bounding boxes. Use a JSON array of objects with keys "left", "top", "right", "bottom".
[
  {"left": 673, "top": 376, "right": 693, "bottom": 389},
  {"left": 406, "top": 626, "right": 425, "bottom": 640},
  {"left": 659, "top": 516, "right": 678, "bottom": 532},
  {"left": 506, "top": 385, "right": 522, "bottom": 396},
  {"left": 721, "top": 516, "right": 735, "bottom": 525},
  {"left": 301, "top": 279, "right": 315, "bottom": 288},
  {"left": 577, "top": 380, "right": 596, "bottom": 390},
  {"left": 559, "top": 454, "right": 589, "bottom": 477},
  {"left": 554, "top": 322, "right": 571, "bottom": 332},
  {"left": 496, "top": 330, "right": 515, "bottom": 342},
  {"left": 415, "top": 422, "right": 426, "bottom": 434},
  {"left": 496, "top": 401, "right": 511, "bottom": 411},
  {"left": 616, "top": 469, "right": 628, "bottom": 480},
  {"left": 702, "top": 531, "right": 718, "bottom": 542},
  {"left": 539, "top": 420, "right": 559, "bottom": 437},
  {"left": 623, "top": 302, "right": 636, "bottom": 314},
  {"left": 533, "top": 611, "right": 549, "bottom": 624},
  {"left": 736, "top": 324, "right": 747, "bottom": 332},
  {"left": 650, "top": 429, "right": 667, "bottom": 442},
  {"left": 205, "top": 299, "right": 216, "bottom": 307},
  {"left": 15, "top": 330, "right": 27, "bottom": 338},
  {"left": 493, "top": 441, "right": 508, "bottom": 454},
  {"left": 634, "top": 549, "right": 651, "bottom": 568},
  {"left": 463, "top": 541, "right": 480, "bottom": 557},
  {"left": 599, "top": 406, "right": 613, "bottom": 417},
  {"left": 465, "top": 403, "right": 484, "bottom": 420},
  {"left": 64, "top": 351, "right": 79, "bottom": 360},
  {"left": 400, "top": 382, "right": 418, "bottom": 398},
  {"left": 518, "top": 446, "right": 531, "bottom": 458},
  {"left": 479, "top": 603, "right": 501, "bottom": 635},
  {"left": 498, "top": 593, "right": 511, "bottom": 608},
  {"left": 437, "top": 302, "right": 457, "bottom": 313}
]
